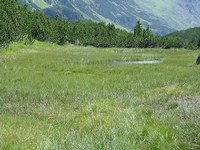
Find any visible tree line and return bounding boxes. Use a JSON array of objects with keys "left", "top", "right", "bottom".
[
  {"left": 166, "top": 27, "right": 200, "bottom": 49},
  {"left": 0, "top": 0, "right": 199, "bottom": 49}
]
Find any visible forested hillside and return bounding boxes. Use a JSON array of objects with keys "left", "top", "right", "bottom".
[
  {"left": 167, "top": 27, "right": 200, "bottom": 49},
  {"left": 0, "top": 0, "right": 199, "bottom": 49},
  {"left": 18, "top": 0, "right": 200, "bottom": 35}
]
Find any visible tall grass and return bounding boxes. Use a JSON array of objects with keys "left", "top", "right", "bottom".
[{"left": 0, "top": 42, "right": 200, "bottom": 149}]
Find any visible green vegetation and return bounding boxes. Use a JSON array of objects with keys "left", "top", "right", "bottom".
[
  {"left": 1, "top": 0, "right": 200, "bottom": 149},
  {"left": 2, "top": 0, "right": 199, "bottom": 50},
  {"left": 0, "top": 42, "right": 200, "bottom": 149},
  {"left": 18, "top": 0, "right": 200, "bottom": 34},
  {"left": 167, "top": 27, "right": 200, "bottom": 49}
]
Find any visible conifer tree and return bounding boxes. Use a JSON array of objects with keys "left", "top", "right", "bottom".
[
  {"left": 143, "top": 25, "right": 154, "bottom": 47},
  {"left": 0, "top": 0, "right": 193, "bottom": 49},
  {"left": 133, "top": 20, "right": 144, "bottom": 37},
  {"left": 198, "top": 39, "right": 200, "bottom": 47}
]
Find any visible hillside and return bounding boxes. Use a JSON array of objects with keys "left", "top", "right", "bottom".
[
  {"left": 167, "top": 27, "right": 200, "bottom": 42},
  {"left": 1, "top": 1, "right": 200, "bottom": 148},
  {"left": 2, "top": 0, "right": 199, "bottom": 50},
  {"left": 18, "top": 0, "right": 200, "bottom": 34},
  {"left": 167, "top": 27, "right": 200, "bottom": 48}
]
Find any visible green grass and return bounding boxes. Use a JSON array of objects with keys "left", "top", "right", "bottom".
[{"left": 0, "top": 42, "right": 200, "bottom": 149}]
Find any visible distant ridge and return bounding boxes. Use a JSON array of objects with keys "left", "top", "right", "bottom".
[
  {"left": 18, "top": 0, "right": 200, "bottom": 34},
  {"left": 167, "top": 27, "right": 200, "bottom": 48}
]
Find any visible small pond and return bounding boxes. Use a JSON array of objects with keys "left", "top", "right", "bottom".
[{"left": 112, "top": 60, "right": 162, "bottom": 65}]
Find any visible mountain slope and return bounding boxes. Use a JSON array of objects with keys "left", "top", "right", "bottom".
[
  {"left": 167, "top": 27, "right": 200, "bottom": 48},
  {"left": 18, "top": 0, "right": 200, "bottom": 34}
]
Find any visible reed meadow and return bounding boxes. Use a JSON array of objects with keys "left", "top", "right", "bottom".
[{"left": 0, "top": 42, "right": 200, "bottom": 149}]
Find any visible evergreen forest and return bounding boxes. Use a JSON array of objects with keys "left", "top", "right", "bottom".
[{"left": 1, "top": 0, "right": 200, "bottom": 49}]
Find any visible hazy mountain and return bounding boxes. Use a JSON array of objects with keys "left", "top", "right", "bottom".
[{"left": 18, "top": 0, "right": 200, "bottom": 34}]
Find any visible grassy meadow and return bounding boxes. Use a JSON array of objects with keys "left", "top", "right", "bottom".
[{"left": 0, "top": 42, "right": 200, "bottom": 149}]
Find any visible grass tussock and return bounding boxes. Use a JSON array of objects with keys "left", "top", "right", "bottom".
[{"left": 0, "top": 42, "right": 200, "bottom": 149}]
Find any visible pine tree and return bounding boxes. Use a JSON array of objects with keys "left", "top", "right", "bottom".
[
  {"left": 133, "top": 20, "right": 144, "bottom": 37},
  {"left": 143, "top": 25, "right": 154, "bottom": 47},
  {"left": 198, "top": 39, "right": 200, "bottom": 47},
  {"left": 0, "top": 0, "right": 25, "bottom": 47}
]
